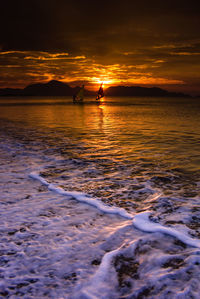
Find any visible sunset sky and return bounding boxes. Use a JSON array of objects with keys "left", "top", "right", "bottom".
[{"left": 0, "top": 0, "right": 200, "bottom": 95}]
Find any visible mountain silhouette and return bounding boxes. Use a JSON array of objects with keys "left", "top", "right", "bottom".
[
  {"left": 23, "top": 80, "right": 77, "bottom": 96},
  {"left": 105, "top": 86, "right": 188, "bottom": 97},
  {"left": 0, "top": 80, "right": 189, "bottom": 97}
]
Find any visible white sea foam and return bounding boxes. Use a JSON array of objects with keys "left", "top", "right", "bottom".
[
  {"left": 29, "top": 172, "right": 49, "bottom": 186},
  {"left": 78, "top": 236, "right": 200, "bottom": 299},
  {"left": 30, "top": 171, "right": 200, "bottom": 251},
  {"left": 1, "top": 161, "right": 136, "bottom": 298},
  {"left": 29, "top": 172, "right": 133, "bottom": 219},
  {"left": 1, "top": 100, "right": 200, "bottom": 298},
  {"left": 78, "top": 240, "right": 138, "bottom": 299},
  {"left": 133, "top": 211, "right": 200, "bottom": 249}
]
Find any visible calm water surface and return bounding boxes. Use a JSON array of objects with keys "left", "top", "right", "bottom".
[{"left": 0, "top": 96, "right": 200, "bottom": 169}]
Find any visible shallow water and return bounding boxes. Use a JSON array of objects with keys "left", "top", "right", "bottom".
[{"left": 0, "top": 96, "right": 200, "bottom": 298}]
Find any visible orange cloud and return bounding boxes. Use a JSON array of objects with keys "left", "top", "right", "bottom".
[{"left": 0, "top": 50, "right": 193, "bottom": 92}]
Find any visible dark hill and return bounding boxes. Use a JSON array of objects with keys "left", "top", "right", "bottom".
[
  {"left": 0, "top": 80, "right": 189, "bottom": 97},
  {"left": 0, "top": 88, "right": 22, "bottom": 96},
  {"left": 23, "top": 80, "right": 77, "bottom": 96},
  {"left": 105, "top": 86, "right": 189, "bottom": 97}
]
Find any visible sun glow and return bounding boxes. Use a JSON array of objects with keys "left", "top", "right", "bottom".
[{"left": 90, "top": 77, "right": 117, "bottom": 90}]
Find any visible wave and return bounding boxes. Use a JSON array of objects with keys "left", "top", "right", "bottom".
[{"left": 29, "top": 171, "right": 200, "bottom": 250}]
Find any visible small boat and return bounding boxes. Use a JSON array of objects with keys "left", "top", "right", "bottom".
[
  {"left": 96, "top": 83, "right": 104, "bottom": 101},
  {"left": 73, "top": 85, "right": 84, "bottom": 103}
]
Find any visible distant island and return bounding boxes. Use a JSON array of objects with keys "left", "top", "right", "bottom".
[
  {"left": 0, "top": 80, "right": 190, "bottom": 97},
  {"left": 105, "top": 86, "right": 190, "bottom": 97}
]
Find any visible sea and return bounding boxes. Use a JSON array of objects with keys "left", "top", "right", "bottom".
[{"left": 0, "top": 96, "right": 200, "bottom": 299}]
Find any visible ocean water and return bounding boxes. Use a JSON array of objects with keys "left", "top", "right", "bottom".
[{"left": 0, "top": 96, "right": 200, "bottom": 298}]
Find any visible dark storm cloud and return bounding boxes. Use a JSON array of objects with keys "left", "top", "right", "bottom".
[{"left": 1, "top": 0, "right": 200, "bottom": 53}]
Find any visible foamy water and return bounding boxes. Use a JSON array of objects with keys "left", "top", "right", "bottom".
[{"left": 0, "top": 96, "right": 200, "bottom": 298}]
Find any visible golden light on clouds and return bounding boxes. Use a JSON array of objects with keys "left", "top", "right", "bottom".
[
  {"left": 1, "top": 1, "right": 200, "bottom": 95},
  {"left": 0, "top": 49, "right": 197, "bottom": 94}
]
